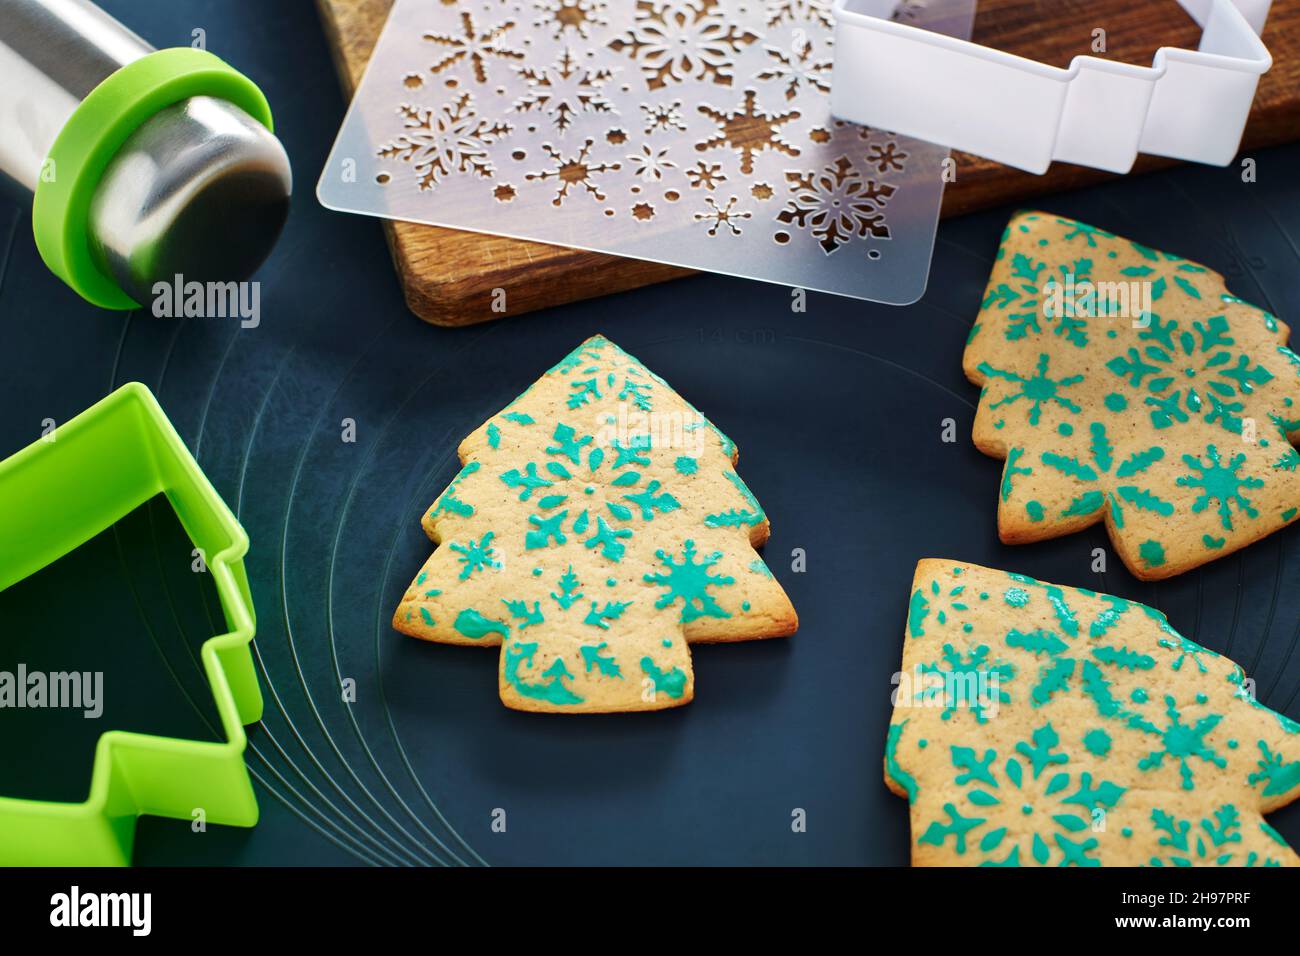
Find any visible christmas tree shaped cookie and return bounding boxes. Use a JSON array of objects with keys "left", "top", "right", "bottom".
[
  {"left": 887, "top": 559, "right": 1300, "bottom": 866},
  {"left": 966, "top": 212, "right": 1300, "bottom": 580},
  {"left": 394, "top": 335, "right": 797, "bottom": 712}
]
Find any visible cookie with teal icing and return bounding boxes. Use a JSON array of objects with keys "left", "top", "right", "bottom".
[
  {"left": 887, "top": 559, "right": 1300, "bottom": 866},
  {"left": 393, "top": 334, "right": 797, "bottom": 712},
  {"left": 966, "top": 212, "right": 1300, "bottom": 580}
]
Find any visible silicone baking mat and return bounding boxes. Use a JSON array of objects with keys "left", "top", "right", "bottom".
[
  {"left": 318, "top": 0, "right": 974, "bottom": 304},
  {"left": 1, "top": 0, "right": 1298, "bottom": 866}
]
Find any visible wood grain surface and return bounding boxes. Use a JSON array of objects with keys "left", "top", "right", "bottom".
[{"left": 316, "top": 0, "right": 1300, "bottom": 325}]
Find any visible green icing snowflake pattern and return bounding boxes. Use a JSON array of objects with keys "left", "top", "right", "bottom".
[
  {"left": 1144, "top": 804, "right": 1286, "bottom": 867},
  {"left": 916, "top": 643, "right": 1015, "bottom": 724},
  {"left": 977, "top": 353, "right": 1084, "bottom": 427},
  {"left": 1107, "top": 313, "right": 1273, "bottom": 435},
  {"left": 645, "top": 539, "right": 735, "bottom": 623},
  {"left": 1176, "top": 444, "right": 1264, "bottom": 531},
  {"left": 893, "top": 562, "right": 1300, "bottom": 866},
  {"left": 396, "top": 335, "right": 790, "bottom": 712},
  {"left": 1128, "top": 694, "right": 1228, "bottom": 791},
  {"left": 501, "top": 421, "right": 683, "bottom": 560},
  {"left": 1037, "top": 420, "right": 1173, "bottom": 528},
  {"left": 969, "top": 212, "right": 1300, "bottom": 578},
  {"left": 919, "top": 721, "right": 1126, "bottom": 866}
]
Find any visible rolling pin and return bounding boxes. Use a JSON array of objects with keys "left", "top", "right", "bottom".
[{"left": 0, "top": 0, "right": 291, "bottom": 308}]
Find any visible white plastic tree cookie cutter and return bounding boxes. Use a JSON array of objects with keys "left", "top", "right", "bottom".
[{"left": 829, "top": 0, "right": 1273, "bottom": 174}]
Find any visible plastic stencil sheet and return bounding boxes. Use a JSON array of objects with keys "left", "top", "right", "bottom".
[{"left": 318, "top": 0, "right": 975, "bottom": 304}]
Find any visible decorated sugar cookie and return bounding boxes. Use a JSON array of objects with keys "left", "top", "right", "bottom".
[
  {"left": 394, "top": 334, "right": 797, "bottom": 712},
  {"left": 965, "top": 212, "right": 1300, "bottom": 580},
  {"left": 887, "top": 559, "right": 1300, "bottom": 866}
]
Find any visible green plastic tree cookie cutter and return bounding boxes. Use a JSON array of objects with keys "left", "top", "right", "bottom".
[{"left": 0, "top": 382, "right": 262, "bottom": 865}]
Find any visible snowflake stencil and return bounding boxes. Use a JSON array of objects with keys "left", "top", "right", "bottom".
[
  {"left": 377, "top": 95, "right": 512, "bottom": 190},
  {"left": 867, "top": 140, "right": 908, "bottom": 173},
  {"left": 424, "top": 11, "right": 525, "bottom": 83},
  {"left": 697, "top": 89, "right": 800, "bottom": 175},
  {"left": 641, "top": 100, "right": 686, "bottom": 134},
  {"left": 532, "top": 0, "right": 608, "bottom": 39},
  {"left": 337, "top": 0, "right": 939, "bottom": 295},
  {"left": 757, "top": 40, "right": 832, "bottom": 101},
  {"left": 608, "top": 0, "right": 759, "bottom": 89},
  {"left": 627, "top": 144, "right": 676, "bottom": 181},
  {"left": 514, "top": 48, "right": 615, "bottom": 133},
  {"left": 776, "top": 155, "right": 894, "bottom": 253},
  {"left": 686, "top": 161, "right": 726, "bottom": 190},
  {"left": 765, "top": 0, "right": 833, "bottom": 29},
  {"left": 525, "top": 139, "right": 621, "bottom": 205},
  {"left": 695, "top": 195, "right": 750, "bottom": 236}
]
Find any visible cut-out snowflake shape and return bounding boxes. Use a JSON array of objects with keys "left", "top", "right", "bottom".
[
  {"left": 757, "top": 40, "right": 832, "bottom": 101},
  {"left": 627, "top": 144, "right": 676, "bottom": 181},
  {"left": 424, "top": 11, "right": 525, "bottom": 84},
  {"left": 686, "top": 160, "right": 726, "bottom": 190},
  {"left": 525, "top": 139, "right": 622, "bottom": 205},
  {"left": 1176, "top": 444, "right": 1264, "bottom": 531},
  {"left": 514, "top": 48, "right": 615, "bottom": 133},
  {"left": 978, "top": 353, "right": 1084, "bottom": 427},
  {"left": 641, "top": 100, "right": 686, "bottom": 134},
  {"left": 697, "top": 89, "right": 800, "bottom": 175},
  {"left": 867, "top": 140, "right": 908, "bottom": 173},
  {"left": 377, "top": 95, "right": 512, "bottom": 191},
  {"left": 532, "top": 0, "right": 608, "bottom": 39},
  {"left": 694, "top": 195, "right": 750, "bottom": 236},
  {"left": 765, "top": 0, "right": 833, "bottom": 29},
  {"left": 645, "top": 539, "right": 735, "bottom": 622},
  {"left": 609, "top": 0, "right": 759, "bottom": 90},
  {"left": 1129, "top": 694, "right": 1227, "bottom": 791},
  {"left": 776, "top": 155, "right": 895, "bottom": 254}
]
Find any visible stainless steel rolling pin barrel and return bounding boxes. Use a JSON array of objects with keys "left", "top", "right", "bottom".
[{"left": 0, "top": 0, "right": 291, "bottom": 306}]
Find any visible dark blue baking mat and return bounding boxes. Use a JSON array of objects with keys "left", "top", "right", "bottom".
[{"left": 0, "top": 0, "right": 1296, "bottom": 866}]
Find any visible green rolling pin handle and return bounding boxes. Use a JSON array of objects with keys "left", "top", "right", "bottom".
[
  {"left": 31, "top": 47, "right": 287, "bottom": 309},
  {"left": 1, "top": 0, "right": 292, "bottom": 309}
]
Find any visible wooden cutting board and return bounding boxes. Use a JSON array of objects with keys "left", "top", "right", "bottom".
[{"left": 316, "top": 0, "right": 1300, "bottom": 326}]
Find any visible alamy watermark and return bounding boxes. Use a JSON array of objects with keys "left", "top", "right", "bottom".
[
  {"left": 593, "top": 402, "right": 708, "bottom": 460},
  {"left": 891, "top": 664, "right": 1004, "bottom": 721},
  {"left": 0, "top": 665, "right": 102, "bottom": 718},
  {"left": 1042, "top": 271, "right": 1153, "bottom": 326},
  {"left": 152, "top": 274, "right": 260, "bottom": 328}
]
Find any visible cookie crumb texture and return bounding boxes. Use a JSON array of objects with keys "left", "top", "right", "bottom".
[
  {"left": 966, "top": 212, "right": 1300, "bottom": 580},
  {"left": 393, "top": 334, "right": 797, "bottom": 713},
  {"left": 887, "top": 559, "right": 1300, "bottom": 867}
]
